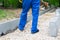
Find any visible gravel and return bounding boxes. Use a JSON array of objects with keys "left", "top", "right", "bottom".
[{"left": 0, "top": 9, "right": 60, "bottom": 40}]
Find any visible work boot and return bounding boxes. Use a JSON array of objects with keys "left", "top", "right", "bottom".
[{"left": 31, "top": 29, "right": 39, "bottom": 34}]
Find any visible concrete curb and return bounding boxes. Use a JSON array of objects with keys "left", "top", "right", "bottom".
[
  {"left": 0, "top": 18, "right": 19, "bottom": 35},
  {"left": 49, "top": 8, "right": 60, "bottom": 37}
]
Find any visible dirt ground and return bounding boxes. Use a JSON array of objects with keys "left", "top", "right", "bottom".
[{"left": 0, "top": 8, "right": 32, "bottom": 23}]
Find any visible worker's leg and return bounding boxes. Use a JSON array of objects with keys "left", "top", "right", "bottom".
[
  {"left": 18, "top": 0, "right": 31, "bottom": 31},
  {"left": 31, "top": 0, "right": 40, "bottom": 33}
]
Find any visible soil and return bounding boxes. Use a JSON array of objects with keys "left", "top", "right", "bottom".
[
  {"left": 0, "top": 8, "right": 32, "bottom": 22},
  {"left": 0, "top": 6, "right": 49, "bottom": 22},
  {"left": 0, "top": 8, "right": 22, "bottom": 22}
]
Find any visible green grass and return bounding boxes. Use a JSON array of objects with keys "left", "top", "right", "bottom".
[
  {"left": 0, "top": 9, "right": 7, "bottom": 19},
  {"left": 0, "top": 9, "right": 16, "bottom": 20}
]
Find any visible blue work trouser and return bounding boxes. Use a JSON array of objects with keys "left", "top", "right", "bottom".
[{"left": 18, "top": 0, "right": 40, "bottom": 32}]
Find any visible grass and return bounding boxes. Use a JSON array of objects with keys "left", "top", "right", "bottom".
[
  {"left": 0, "top": 9, "right": 16, "bottom": 20},
  {"left": 0, "top": 9, "right": 7, "bottom": 19}
]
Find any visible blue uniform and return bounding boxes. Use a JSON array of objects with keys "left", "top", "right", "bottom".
[{"left": 18, "top": 0, "right": 40, "bottom": 33}]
